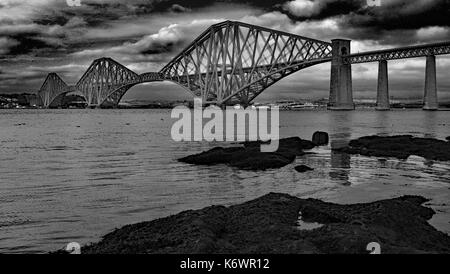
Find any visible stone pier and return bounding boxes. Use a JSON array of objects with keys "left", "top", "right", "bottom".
[
  {"left": 329, "top": 39, "right": 355, "bottom": 110},
  {"left": 423, "top": 55, "right": 439, "bottom": 110},
  {"left": 376, "top": 60, "right": 390, "bottom": 110}
]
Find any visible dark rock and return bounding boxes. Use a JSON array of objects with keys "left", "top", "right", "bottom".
[
  {"left": 179, "top": 147, "right": 296, "bottom": 171},
  {"left": 335, "top": 135, "right": 450, "bottom": 161},
  {"left": 243, "top": 137, "right": 316, "bottom": 155},
  {"left": 80, "top": 193, "right": 450, "bottom": 254},
  {"left": 295, "top": 165, "right": 314, "bottom": 173},
  {"left": 180, "top": 137, "right": 317, "bottom": 171},
  {"left": 446, "top": 136, "right": 450, "bottom": 142},
  {"left": 312, "top": 131, "right": 329, "bottom": 146}
]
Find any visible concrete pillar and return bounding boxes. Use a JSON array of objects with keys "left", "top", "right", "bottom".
[
  {"left": 329, "top": 39, "right": 355, "bottom": 110},
  {"left": 376, "top": 60, "right": 390, "bottom": 110},
  {"left": 423, "top": 55, "right": 439, "bottom": 110}
]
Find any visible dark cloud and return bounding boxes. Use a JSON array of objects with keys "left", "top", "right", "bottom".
[
  {"left": 341, "top": 0, "right": 450, "bottom": 30},
  {"left": 145, "top": 0, "right": 281, "bottom": 12},
  {"left": 280, "top": 0, "right": 450, "bottom": 44},
  {"left": 5, "top": 35, "right": 58, "bottom": 56},
  {"left": 140, "top": 40, "right": 180, "bottom": 55},
  {"left": 34, "top": 14, "right": 70, "bottom": 26},
  {"left": 169, "top": 4, "right": 192, "bottom": 13}
]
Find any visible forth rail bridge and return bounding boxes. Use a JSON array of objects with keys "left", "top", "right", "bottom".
[{"left": 37, "top": 21, "right": 450, "bottom": 110}]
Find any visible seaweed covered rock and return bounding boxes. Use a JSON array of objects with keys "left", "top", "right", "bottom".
[
  {"left": 243, "top": 137, "right": 316, "bottom": 155},
  {"left": 80, "top": 193, "right": 450, "bottom": 254},
  {"left": 179, "top": 137, "right": 316, "bottom": 171},
  {"left": 335, "top": 135, "right": 450, "bottom": 161},
  {"left": 179, "top": 147, "right": 296, "bottom": 171},
  {"left": 312, "top": 131, "right": 329, "bottom": 146}
]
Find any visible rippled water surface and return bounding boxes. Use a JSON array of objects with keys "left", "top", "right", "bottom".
[{"left": 0, "top": 109, "right": 449, "bottom": 253}]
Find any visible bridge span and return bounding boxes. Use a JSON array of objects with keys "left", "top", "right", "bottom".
[{"left": 37, "top": 20, "right": 450, "bottom": 110}]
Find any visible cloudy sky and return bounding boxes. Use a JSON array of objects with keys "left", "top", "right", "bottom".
[{"left": 0, "top": 0, "right": 449, "bottom": 102}]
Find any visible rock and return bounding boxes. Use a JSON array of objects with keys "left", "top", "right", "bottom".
[
  {"left": 80, "top": 193, "right": 450, "bottom": 254},
  {"left": 180, "top": 137, "right": 317, "bottom": 171},
  {"left": 312, "top": 131, "right": 329, "bottom": 146},
  {"left": 179, "top": 147, "right": 296, "bottom": 171},
  {"left": 295, "top": 165, "right": 314, "bottom": 173},
  {"left": 335, "top": 135, "right": 450, "bottom": 161},
  {"left": 243, "top": 137, "right": 316, "bottom": 155},
  {"left": 446, "top": 136, "right": 450, "bottom": 142}
]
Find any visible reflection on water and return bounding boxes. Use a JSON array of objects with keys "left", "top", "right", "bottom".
[
  {"left": 0, "top": 109, "right": 449, "bottom": 253},
  {"left": 329, "top": 113, "right": 352, "bottom": 185},
  {"left": 424, "top": 111, "right": 437, "bottom": 139},
  {"left": 374, "top": 111, "right": 391, "bottom": 136}
]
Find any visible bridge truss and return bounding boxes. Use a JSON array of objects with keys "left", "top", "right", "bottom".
[
  {"left": 160, "top": 21, "right": 332, "bottom": 105},
  {"left": 38, "top": 73, "right": 70, "bottom": 108},
  {"left": 76, "top": 58, "right": 140, "bottom": 107}
]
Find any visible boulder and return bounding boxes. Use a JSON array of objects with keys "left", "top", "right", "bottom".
[
  {"left": 295, "top": 165, "right": 314, "bottom": 173},
  {"left": 243, "top": 137, "right": 316, "bottom": 156},
  {"left": 312, "top": 131, "right": 329, "bottom": 146},
  {"left": 179, "top": 146, "right": 296, "bottom": 171},
  {"left": 179, "top": 137, "right": 317, "bottom": 171},
  {"left": 335, "top": 135, "right": 450, "bottom": 161}
]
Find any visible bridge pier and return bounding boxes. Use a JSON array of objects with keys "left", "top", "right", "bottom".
[
  {"left": 376, "top": 60, "right": 390, "bottom": 111},
  {"left": 423, "top": 55, "right": 439, "bottom": 111},
  {"left": 329, "top": 39, "right": 355, "bottom": 110}
]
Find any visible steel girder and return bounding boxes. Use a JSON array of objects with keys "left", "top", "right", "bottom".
[
  {"left": 38, "top": 59, "right": 164, "bottom": 108},
  {"left": 159, "top": 21, "right": 332, "bottom": 105},
  {"left": 38, "top": 73, "right": 70, "bottom": 108},
  {"left": 346, "top": 41, "right": 450, "bottom": 64},
  {"left": 98, "top": 72, "right": 164, "bottom": 107},
  {"left": 76, "top": 58, "right": 140, "bottom": 107}
]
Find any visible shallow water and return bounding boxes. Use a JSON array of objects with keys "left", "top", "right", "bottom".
[{"left": 0, "top": 109, "right": 449, "bottom": 253}]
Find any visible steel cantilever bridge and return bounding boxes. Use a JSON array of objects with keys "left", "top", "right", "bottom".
[{"left": 38, "top": 21, "right": 450, "bottom": 110}]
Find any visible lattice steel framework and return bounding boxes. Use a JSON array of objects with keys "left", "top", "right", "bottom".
[
  {"left": 75, "top": 58, "right": 139, "bottom": 107},
  {"left": 38, "top": 73, "right": 70, "bottom": 108},
  {"left": 346, "top": 41, "right": 450, "bottom": 64},
  {"left": 160, "top": 21, "right": 332, "bottom": 105}
]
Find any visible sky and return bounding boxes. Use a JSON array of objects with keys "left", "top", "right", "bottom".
[{"left": 0, "top": 0, "right": 449, "bottom": 102}]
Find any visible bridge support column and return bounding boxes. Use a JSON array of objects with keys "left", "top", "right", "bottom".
[
  {"left": 376, "top": 60, "right": 390, "bottom": 110},
  {"left": 329, "top": 39, "right": 354, "bottom": 110},
  {"left": 423, "top": 55, "right": 439, "bottom": 111}
]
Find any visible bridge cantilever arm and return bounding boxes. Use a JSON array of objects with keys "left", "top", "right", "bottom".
[
  {"left": 345, "top": 41, "right": 450, "bottom": 64},
  {"left": 219, "top": 58, "right": 332, "bottom": 105},
  {"left": 160, "top": 20, "right": 332, "bottom": 74}
]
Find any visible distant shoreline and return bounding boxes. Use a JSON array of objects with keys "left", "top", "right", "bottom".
[
  {"left": 2, "top": 93, "right": 450, "bottom": 110},
  {"left": 2, "top": 106, "right": 450, "bottom": 110}
]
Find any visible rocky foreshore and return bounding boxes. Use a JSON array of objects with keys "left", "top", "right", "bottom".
[
  {"left": 58, "top": 134, "right": 450, "bottom": 254},
  {"left": 334, "top": 135, "right": 450, "bottom": 161},
  {"left": 179, "top": 134, "right": 450, "bottom": 170},
  {"left": 76, "top": 193, "right": 450, "bottom": 254}
]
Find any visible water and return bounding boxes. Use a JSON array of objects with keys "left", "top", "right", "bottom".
[{"left": 0, "top": 109, "right": 449, "bottom": 253}]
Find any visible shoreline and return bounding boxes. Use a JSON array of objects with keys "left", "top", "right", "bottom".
[{"left": 69, "top": 193, "right": 450, "bottom": 254}]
